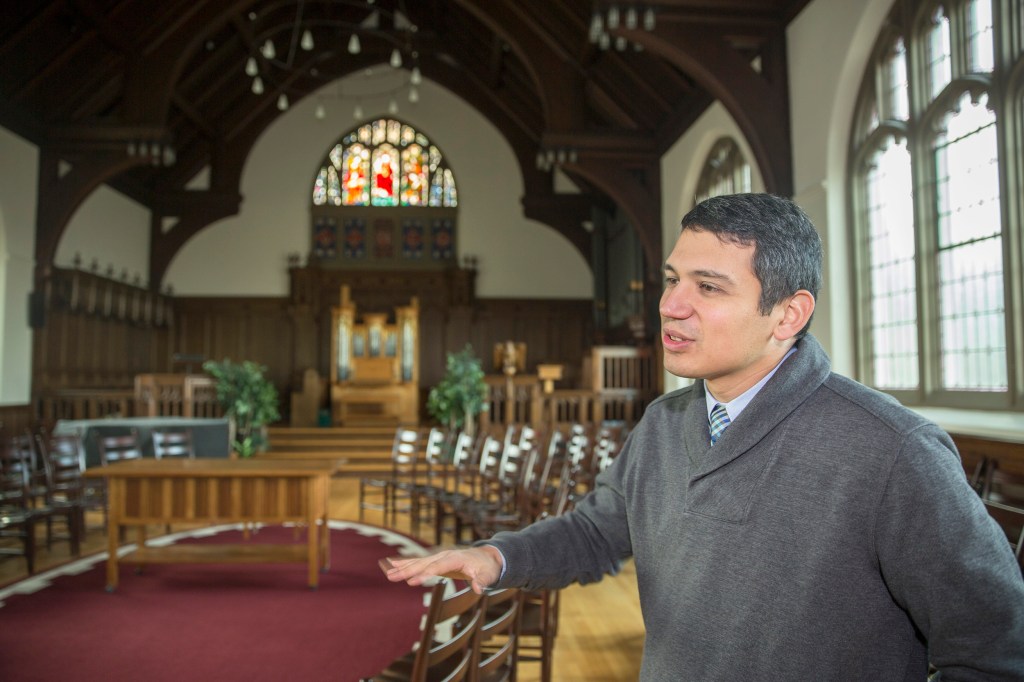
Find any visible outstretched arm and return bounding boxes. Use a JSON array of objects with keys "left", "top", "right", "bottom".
[{"left": 382, "top": 545, "right": 505, "bottom": 594}]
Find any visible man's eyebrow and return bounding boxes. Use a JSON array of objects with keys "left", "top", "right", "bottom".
[
  {"left": 691, "top": 268, "right": 734, "bottom": 283},
  {"left": 664, "top": 262, "right": 735, "bottom": 283}
]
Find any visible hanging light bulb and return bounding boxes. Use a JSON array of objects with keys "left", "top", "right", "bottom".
[
  {"left": 615, "top": 36, "right": 627, "bottom": 51},
  {"left": 251, "top": 76, "right": 264, "bottom": 94},
  {"left": 625, "top": 7, "right": 638, "bottom": 30},
  {"left": 261, "top": 39, "right": 276, "bottom": 60},
  {"left": 599, "top": 33, "right": 610, "bottom": 50},
  {"left": 408, "top": 87, "right": 419, "bottom": 103},
  {"left": 388, "top": 98, "right": 399, "bottom": 114},
  {"left": 347, "top": 34, "right": 361, "bottom": 54},
  {"left": 301, "top": 29, "right": 314, "bottom": 51},
  {"left": 315, "top": 102, "right": 326, "bottom": 119},
  {"left": 245, "top": 56, "right": 258, "bottom": 77},
  {"left": 643, "top": 8, "right": 656, "bottom": 31},
  {"left": 390, "top": 48, "right": 403, "bottom": 68},
  {"left": 410, "top": 65, "right": 422, "bottom": 85},
  {"left": 277, "top": 93, "right": 289, "bottom": 110},
  {"left": 607, "top": 5, "right": 620, "bottom": 29},
  {"left": 588, "top": 13, "right": 603, "bottom": 43},
  {"left": 353, "top": 103, "right": 364, "bottom": 119}
]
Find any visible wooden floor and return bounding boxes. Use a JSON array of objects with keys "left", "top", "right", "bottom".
[{"left": 0, "top": 476, "right": 645, "bottom": 681}]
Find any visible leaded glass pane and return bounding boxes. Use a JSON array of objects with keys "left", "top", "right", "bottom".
[
  {"left": 444, "top": 169, "right": 457, "bottom": 206},
  {"left": 372, "top": 120, "right": 386, "bottom": 145},
  {"left": 387, "top": 119, "right": 401, "bottom": 145},
  {"left": 342, "top": 144, "right": 369, "bottom": 205},
  {"left": 926, "top": 8, "right": 952, "bottom": 100},
  {"left": 327, "top": 165, "right": 341, "bottom": 206},
  {"left": 865, "top": 138, "right": 918, "bottom": 389},
  {"left": 400, "top": 144, "right": 428, "bottom": 206},
  {"left": 429, "top": 146, "right": 441, "bottom": 171},
  {"left": 401, "top": 125, "right": 415, "bottom": 145},
  {"left": 313, "top": 168, "right": 326, "bottom": 205},
  {"left": 933, "top": 94, "right": 1005, "bottom": 390},
  {"left": 881, "top": 38, "right": 909, "bottom": 121},
  {"left": 329, "top": 143, "right": 344, "bottom": 169},
  {"left": 429, "top": 169, "right": 444, "bottom": 207},
  {"left": 968, "top": 0, "right": 994, "bottom": 73},
  {"left": 371, "top": 143, "right": 399, "bottom": 206},
  {"left": 358, "top": 124, "right": 372, "bottom": 145}
]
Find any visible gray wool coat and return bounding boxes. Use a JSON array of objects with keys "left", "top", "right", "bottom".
[{"left": 489, "top": 334, "right": 1024, "bottom": 681}]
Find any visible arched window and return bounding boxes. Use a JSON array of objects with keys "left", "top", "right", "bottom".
[
  {"left": 694, "top": 137, "right": 751, "bottom": 204},
  {"left": 849, "top": 0, "right": 1023, "bottom": 410},
  {"left": 310, "top": 119, "right": 458, "bottom": 268}
]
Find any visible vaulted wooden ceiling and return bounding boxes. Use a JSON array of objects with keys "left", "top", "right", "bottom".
[{"left": 0, "top": 0, "right": 810, "bottom": 289}]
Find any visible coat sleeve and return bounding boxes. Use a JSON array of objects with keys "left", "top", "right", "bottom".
[
  {"left": 874, "top": 424, "right": 1024, "bottom": 680},
  {"left": 485, "top": 436, "right": 636, "bottom": 592}
]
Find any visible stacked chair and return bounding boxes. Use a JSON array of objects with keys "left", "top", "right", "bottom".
[{"left": 0, "top": 430, "right": 82, "bottom": 574}]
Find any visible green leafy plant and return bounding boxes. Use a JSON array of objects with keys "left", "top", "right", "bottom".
[
  {"left": 203, "top": 359, "right": 281, "bottom": 457},
  {"left": 426, "top": 345, "right": 489, "bottom": 435}
]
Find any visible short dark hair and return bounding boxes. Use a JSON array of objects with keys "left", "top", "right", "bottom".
[{"left": 680, "top": 193, "right": 823, "bottom": 337}]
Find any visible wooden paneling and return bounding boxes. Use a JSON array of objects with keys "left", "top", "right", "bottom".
[{"left": 30, "top": 265, "right": 598, "bottom": 424}]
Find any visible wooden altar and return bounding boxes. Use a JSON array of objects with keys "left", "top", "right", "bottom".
[{"left": 329, "top": 286, "right": 419, "bottom": 425}]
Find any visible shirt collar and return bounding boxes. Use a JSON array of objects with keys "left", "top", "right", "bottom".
[{"left": 705, "top": 345, "right": 799, "bottom": 422}]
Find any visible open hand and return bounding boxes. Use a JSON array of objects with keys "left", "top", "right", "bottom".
[{"left": 381, "top": 545, "right": 504, "bottom": 594}]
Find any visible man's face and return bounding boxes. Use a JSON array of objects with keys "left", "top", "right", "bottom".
[{"left": 659, "top": 228, "right": 788, "bottom": 400}]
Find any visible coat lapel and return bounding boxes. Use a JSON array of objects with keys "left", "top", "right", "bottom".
[{"left": 688, "top": 335, "right": 833, "bottom": 480}]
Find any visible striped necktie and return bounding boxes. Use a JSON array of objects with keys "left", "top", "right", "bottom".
[{"left": 709, "top": 403, "right": 731, "bottom": 445}]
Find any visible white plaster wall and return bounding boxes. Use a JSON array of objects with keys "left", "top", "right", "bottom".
[
  {"left": 165, "top": 69, "right": 592, "bottom": 299},
  {"left": 0, "top": 127, "right": 38, "bottom": 403},
  {"left": 56, "top": 186, "right": 150, "bottom": 283}
]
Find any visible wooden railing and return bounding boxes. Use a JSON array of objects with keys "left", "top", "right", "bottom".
[
  {"left": 34, "top": 374, "right": 222, "bottom": 423},
  {"left": 35, "top": 388, "right": 138, "bottom": 422}
]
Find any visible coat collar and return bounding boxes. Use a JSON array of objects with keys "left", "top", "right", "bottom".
[{"left": 680, "top": 334, "right": 833, "bottom": 478}]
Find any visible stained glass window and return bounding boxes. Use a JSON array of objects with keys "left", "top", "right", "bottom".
[
  {"left": 850, "top": 0, "right": 1020, "bottom": 409},
  {"left": 311, "top": 118, "right": 457, "bottom": 207}
]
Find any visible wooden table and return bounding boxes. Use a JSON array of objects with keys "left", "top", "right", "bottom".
[{"left": 84, "top": 458, "right": 341, "bottom": 591}]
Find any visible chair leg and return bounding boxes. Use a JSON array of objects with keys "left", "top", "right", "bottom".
[{"left": 25, "top": 517, "right": 37, "bottom": 575}]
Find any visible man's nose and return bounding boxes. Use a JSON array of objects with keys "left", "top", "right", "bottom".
[{"left": 660, "top": 285, "right": 694, "bottom": 319}]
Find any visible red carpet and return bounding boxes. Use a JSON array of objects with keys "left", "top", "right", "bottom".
[{"left": 0, "top": 521, "right": 433, "bottom": 682}]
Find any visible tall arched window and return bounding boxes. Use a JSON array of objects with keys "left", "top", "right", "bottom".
[
  {"left": 310, "top": 118, "right": 458, "bottom": 268},
  {"left": 694, "top": 137, "right": 751, "bottom": 204},
  {"left": 849, "top": 0, "right": 1023, "bottom": 410}
]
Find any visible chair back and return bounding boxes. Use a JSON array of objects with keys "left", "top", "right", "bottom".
[
  {"left": 152, "top": 428, "right": 196, "bottom": 459},
  {"left": 35, "top": 431, "right": 86, "bottom": 502},
  {"left": 983, "top": 499, "right": 1024, "bottom": 571},
  {"left": 97, "top": 429, "right": 142, "bottom": 466},
  {"left": 408, "top": 580, "right": 484, "bottom": 682},
  {"left": 476, "top": 588, "right": 522, "bottom": 681}
]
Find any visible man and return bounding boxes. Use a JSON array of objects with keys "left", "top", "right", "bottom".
[{"left": 386, "top": 194, "right": 1024, "bottom": 680}]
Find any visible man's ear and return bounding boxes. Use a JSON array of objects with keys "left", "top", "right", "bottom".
[{"left": 774, "top": 290, "right": 815, "bottom": 341}]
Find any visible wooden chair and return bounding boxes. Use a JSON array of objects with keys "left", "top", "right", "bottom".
[
  {"left": 983, "top": 499, "right": 1024, "bottom": 572},
  {"left": 364, "top": 579, "right": 484, "bottom": 682},
  {"left": 0, "top": 436, "right": 81, "bottom": 574},
  {"left": 35, "top": 429, "right": 99, "bottom": 540},
  {"left": 359, "top": 427, "right": 420, "bottom": 530},
  {"left": 97, "top": 429, "right": 142, "bottom": 540},
  {"left": 97, "top": 429, "right": 143, "bottom": 466},
  {"left": 476, "top": 588, "right": 523, "bottom": 682},
  {"left": 152, "top": 428, "right": 196, "bottom": 459}
]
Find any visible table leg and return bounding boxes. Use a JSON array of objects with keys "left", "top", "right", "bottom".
[{"left": 105, "top": 481, "right": 120, "bottom": 592}]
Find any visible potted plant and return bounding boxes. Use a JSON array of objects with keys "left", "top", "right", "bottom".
[
  {"left": 426, "top": 345, "right": 489, "bottom": 436},
  {"left": 203, "top": 358, "right": 281, "bottom": 457}
]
